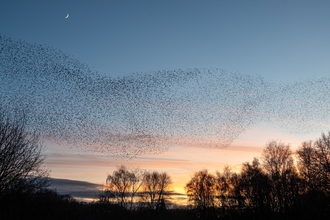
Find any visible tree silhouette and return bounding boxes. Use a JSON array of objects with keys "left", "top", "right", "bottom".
[
  {"left": 215, "top": 165, "right": 241, "bottom": 215},
  {"left": 0, "top": 109, "right": 49, "bottom": 197},
  {"left": 309, "top": 132, "right": 330, "bottom": 193},
  {"left": 261, "top": 141, "right": 302, "bottom": 215},
  {"left": 104, "top": 165, "right": 144, "bottom": 210},
  {"left": 185, "top": 170, "right": 216, "bottom": 219},
  {"left": 294, "top": 132, "right": 330, "bottom": 219},
  {"left": 141, "top": 171, "right": 172, "bottom": 210},
  {"left": 296, "top": 141, "right": 317, "bottom": 191},
  {"left": 237, "top": 158, "right": 271, "bottom": 216}
]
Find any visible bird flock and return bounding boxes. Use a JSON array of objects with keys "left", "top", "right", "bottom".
[{"left": 1, "top": 34, "right": 329, "bottom": 157}]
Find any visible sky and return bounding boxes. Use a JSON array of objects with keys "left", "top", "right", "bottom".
[{"left": 1, "top": 0, "right": 330, "bottom": 201}]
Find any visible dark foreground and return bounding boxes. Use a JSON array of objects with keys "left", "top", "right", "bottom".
[{"left": 1, "top": 188, "right": 329, "bottom": 220}]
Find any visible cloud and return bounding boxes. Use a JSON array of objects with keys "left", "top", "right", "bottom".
[
  {"left": 49, "top": 176, "right": 186, "bottom": 202},
  {"left": 49, "top": 178, "right": 103, "bottom": 200},
  {"left": 45, "top": 151, "right": 192, "bottom": 167}
]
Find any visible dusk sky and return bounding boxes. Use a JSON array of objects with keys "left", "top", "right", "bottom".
[{"left": 1, "top": 0, "right": 330, "bottom": 201}]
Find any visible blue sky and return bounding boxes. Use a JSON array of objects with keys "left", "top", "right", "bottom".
[
  {"left": 2, "top": 0, "right": 330, "bottom": 82},
  {"left": 1, "top": 0, "right": 330, "bottom": 201}
]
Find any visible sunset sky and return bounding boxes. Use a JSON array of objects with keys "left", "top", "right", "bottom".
[{"left": 1, "top": 0, "right": 330, "bottom": 201}]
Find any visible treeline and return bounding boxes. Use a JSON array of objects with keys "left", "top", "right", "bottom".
[
  {"left": 184, "top": 136, "right": 330, "bottom": 220},
  {"left": 96, "top": 166, "right": 174, "bottom": 220},
  {"left": 1, "top": 108, "right": 330, "bottom": 219},
  {"left": 95, "top": 134, "right": 330, "bottom": 220}
]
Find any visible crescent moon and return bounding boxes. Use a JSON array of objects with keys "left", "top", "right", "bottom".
[{"left": 65, "top": 14, "right": 69, "bottom": 19}]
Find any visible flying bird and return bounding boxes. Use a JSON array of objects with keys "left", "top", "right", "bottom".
[
  {"left": 1, "top": 34, "right": 330, "bottom": 158},
  {"left": 65, "top": 14, "right": 69, "bottom": 19}
]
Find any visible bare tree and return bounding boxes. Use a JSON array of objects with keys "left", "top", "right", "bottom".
[
  {"left": 215, "top": 166, "right": 232, "bottom": 207},
  {"left": 296, "top": 141, "right": 318, "bottom": 191},
  {"left": 261, "top": 141, "right": 301, "bottom": 214},
  {"left": 237, "top": 158, "right": 271, "bottom": 214},
  {"left": 297, "top": 132, "right": 330, "bottom": 193},
  {"left": 215, "top": 165, "right": 241, "bottom": 213},
  {"left": 141, "top": 171, "right": 172, "bottom": 210},
  {"left": 0, "top": 110, "right": 49, "bottom": 196},
  {"left": 105, "top": 165, "right": 144, "bottom": 210},
  {"left": 185, "top": 170, "right": 216, "bottom": 219}
]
